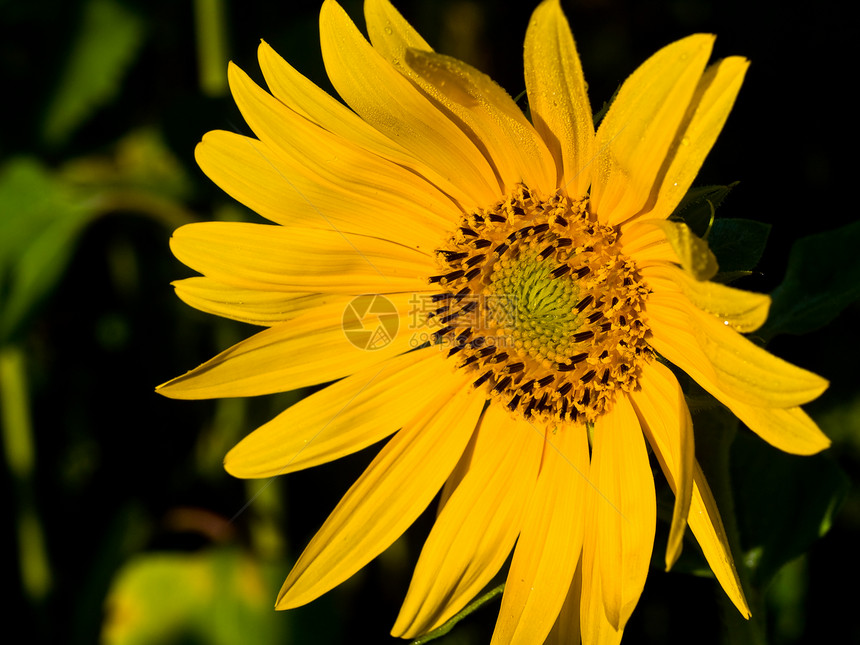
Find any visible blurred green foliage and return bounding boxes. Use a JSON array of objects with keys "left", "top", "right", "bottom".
[
  {"left": 41, "top": 0, "right": 145, "bottom": 146},
  {"left": 1, "top": 0, "right": 858, "bottom": 644},
  {"left": 102, "top": 548, "right": 289, "bottom": 645},
  {"left": 0, "top": 158, "right": 100, "bottom": 343}
]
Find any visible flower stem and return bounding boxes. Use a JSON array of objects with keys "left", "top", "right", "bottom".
[
  {"left": 194, "top": 0, "right": 228, "bottom": 97},
  {"left": 695, "top": 406, "right": 767, "bottom": 645},
  {"left": 0, "top": 344, "right": 52, "bottom": 601},
  {"left": 411, "top": 583, "right": 505, "bottom": 644}
]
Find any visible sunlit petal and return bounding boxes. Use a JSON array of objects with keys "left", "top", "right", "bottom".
[
  {"left": 276, "top": 376, "right": 484, "bottom": 609},
  {"left": 491, "top": 421, "right": 590, "bottom": 644},
  {"left": 524, "top": 0, "right": 594, "bottom": 195},
  {"left": 629, "top": 360, "right": 694, "bottom": 569},
  {"left": 393, "top": 407, "right": 543, "bottom": 637},
  {"left": 689, "top": 462, "right": 751, "bottom": 618},
  {"left": 157, "top": 294, "right": 420, "bottom": 398},
  {"left": 172, "top": 277, "right": 333, "bottom": 327},
  {"left": 647, "top": 292, "right": 828, "bottom": 409},
  {"left": 319, "top": 0, "right": 500, "bottom": 208},
  {"left": 643, "top": 263, "right": 770, "bottom": 333},
  {"left": 633, "top": 56, "right": 749, "bottom": 222},
  {"left": 591, "top": 35, "right": 713, "bottom": 225},
  {"left": 583, "top": 397, "right": 655, "bottom": 631},
  {"left": 170, "top": 221, "right": 434, "bottom": 294},
  {"left": 224, "top": 346, "right": 456, "bottom": 477}
]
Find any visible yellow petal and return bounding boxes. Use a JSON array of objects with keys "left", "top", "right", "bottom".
[
  {"left": 435, "top": 400, "right": 497, "bottom": 517},
  {"left": 725, "top": 404, "right": 829, "bottom": 457},
  {"left": 392, "top": 406, "right": 543, "bottom": 638},
  {"left": 364, "top": 0, "right": 557, "bottom": 196},
  {"left": 319, "top": 0, "right": 500, "bottom": 209},
  {"left": 649, "top": 219, "right": 718, "bottom": 280},
  {"left": 580, "top": 590, "right": 624, "bottom": 645},
  {"left": 590, "top": 34, "right": 714, "bottom": 226},
  {"left": 643, "top": 263, "right": 771, "bottom": 333},
  {"left": 194, "top": 130, "right": 308, "bottom": 227},
  {"left": 688, "top": 461, "right": 751, "bottom": 618},
  {"left": 646, "top": 297, "right": 831, "bottom": 454},
  {"left": 403, "top": 48, "right": 558, "bottom": 196},
  {"left": 629, "top": 359, "right": 694, "bottom": 570},
  {"left": 579, "top": 593, "right": 623, "bottom": 645},
  {"left": 156, "top": 293, "right": 420, "bottom": 399},
  {"left": 227, "top": 62, "right": 455, "bottom": 248},
  {"left": 524, "top": 0, "right": 594, "bottom": 196},
  {"left": 638, "top": 56, "right": 749, "bottom": 222},
  {"left": 585, "top": 396, "right": 655, "bottom": 631},
  {"left": 491, "top": 422, "right": 590, "bottom": 645},
  {"left": 172, "top": 277, "right": 333, "bottom": 326},
  {"left": 257, "top": 39, "right": 419, "bottom": 168},
  {"left": 169, "top": 221, "right": 434, "bottom": 294},
  {"left": 276, "top": 376, "right": 485, "bottom": 609},
  {"left": 545, "top": 560, "right": 583, "bottom": 645},
  {"left": 647, "top": 292, "right": 828, "bottom": 408},
  {"left": 224, "top": 346, "right": 456, "bottom": 478},
  {"left": 194, "top": 130, "right": 451, "bottom": 253},
  {"left": 364, "top": 0, "right": 432, "bottom": 67},
  {"left": 617, "top": 218, "right": 681, "bottom": 267}
]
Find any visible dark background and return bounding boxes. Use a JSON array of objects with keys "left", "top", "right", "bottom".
[{"left": 2, "top": 0, "right": 856, "bottom": 643}]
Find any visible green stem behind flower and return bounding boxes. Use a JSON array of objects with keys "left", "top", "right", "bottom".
[
  {"left": 694, "top": 406, "right": 767, "bottom": 645},
  {"left": 411, "top": 583, "right": 505, "bottom": 644},
  {"left": 194, "top": 0, "right": 229, "bottom": 97}
]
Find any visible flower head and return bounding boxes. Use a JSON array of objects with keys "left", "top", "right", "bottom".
[{"left": 158, "top": 0, "right": 830, "bottom": 641}]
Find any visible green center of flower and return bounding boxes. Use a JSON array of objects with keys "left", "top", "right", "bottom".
[
  {"left": 427, "top": 184, "right": 651, "bottom": 424},
  {"left": 487, "top": 247, "right": 584, "bottom": 366}
]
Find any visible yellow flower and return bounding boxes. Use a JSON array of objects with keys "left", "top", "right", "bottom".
[{"left": 158, "top": 0, "right": 830, "bottom": 641}]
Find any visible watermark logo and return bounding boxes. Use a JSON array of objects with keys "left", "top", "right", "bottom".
[
  {"left": 405, "top": 293, "right": 519, "bottom": 349},
  {"left": 342, "top": 294, "right": 399, "bottom": 350},
  {"left": 407, "top": 293, "right": 518, "bottom": 330}
]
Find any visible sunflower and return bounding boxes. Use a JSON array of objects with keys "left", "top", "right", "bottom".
[{"left": 157, "top": 0, "right": 830, "bottom": 641}]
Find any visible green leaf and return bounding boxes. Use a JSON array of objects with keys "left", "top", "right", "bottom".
[
  {"left": 101, "top": 548, "right": 290, "bottom": 645},
  {"left": 41, "top": 0, "right": 145, "bottom": 146},
  {"left": 730, "top": 431, "right": 848, "bottom": 587},
  {"left": 0, "top": 158, "right": 100, "bottom": 343},
  {"left": 669, "top": 184, "right": 770, "bottom": 278},
  {"left": 707, "top": 218, "right": 771, "bottom": 273},
  {"left": 758, "top": 221, "right": 860, "bottom": 340},
  {"left": 670, "top": 183, "right": 737, "bottom": 237}
]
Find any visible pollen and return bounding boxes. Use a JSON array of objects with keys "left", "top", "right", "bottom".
[{"left": 427, "top": 185, "right": 652, "bottom": 424}]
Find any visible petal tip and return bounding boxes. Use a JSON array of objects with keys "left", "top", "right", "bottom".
[
  {"left": 222, "top": 441, "right": 274, "bottom": 479},
  {"left": 154, "top": 377, "right": 182, "bottom": 399},
  {"left": 222, "top": 451, "right": 242, "bottom": 477}
]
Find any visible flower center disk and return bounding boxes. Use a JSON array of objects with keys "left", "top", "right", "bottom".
[{"left": 428, "top": 185, "right": 651, "bottom": 424}]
